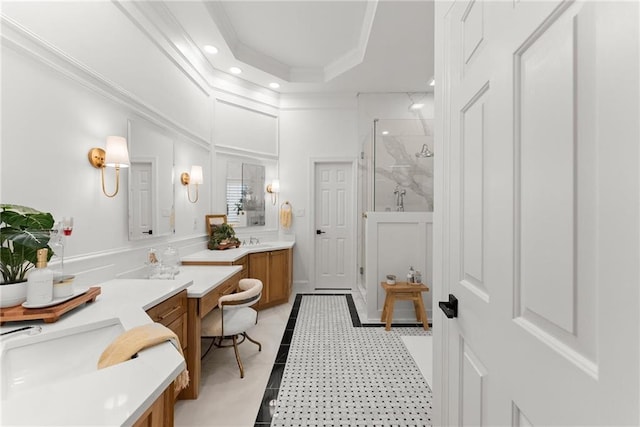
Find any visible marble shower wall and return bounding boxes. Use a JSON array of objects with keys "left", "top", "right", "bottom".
[
  {"left": 374, "top": 118, "right": 434, "bottom": 212},
  {"left": 356, "top": 93, "right": 435, "bottom": 214}
]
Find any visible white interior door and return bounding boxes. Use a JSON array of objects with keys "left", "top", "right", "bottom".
[
  {"left": 434, "top": 1, "right": 639, "bottom": 425},
  {"left": 129, "top": 161, "right": 153, "bottom": 239},
  {"left": 314, "top": 161, "right": 355, "bottom": 289}
]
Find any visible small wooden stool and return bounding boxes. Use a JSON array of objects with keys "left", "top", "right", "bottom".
[{"left": 380, "top": 282, "right": 430, "bottom": 331}]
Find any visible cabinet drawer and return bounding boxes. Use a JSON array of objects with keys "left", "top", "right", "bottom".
[
  {"left": 200, "top": 271, "right": 241, "bottom": 318},
  {"left": 146, "top": 290, "right": 187, "bottom": 327},
  {"left": 166, "top": 312, "right": 188, "bottom": 351}
]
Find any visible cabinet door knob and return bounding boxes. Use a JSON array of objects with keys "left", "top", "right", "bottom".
[{"left": 316, "top": 229, "right": 326, "bottom": 235}]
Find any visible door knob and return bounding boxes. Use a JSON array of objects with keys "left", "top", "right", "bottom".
[
  {"left": 316, "top": 229, "right": 326, "bottom": 235},
  {"left": 438, "top": 294, "right": 458, "bottom": 318},
  {"left": 142, "top": 230, "right": 153, "bottom": 235}
]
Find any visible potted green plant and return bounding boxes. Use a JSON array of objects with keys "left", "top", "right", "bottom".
[
  {"left": 208, "top": 223, "right": 241, "bottom": 250},
  {"left": 0, "top": 204, "right": 54, "bottom": 307}
]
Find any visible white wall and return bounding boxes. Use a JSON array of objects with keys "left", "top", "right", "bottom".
[
  {"left": 0, "top": 2, "right": 278, "bottom": 286},
  {"left": 2, "top": 1, "right": 212, "bottom": 142},
  {"left": 1, "top": 3, "right": 430, "bottom": 294},
  {"left": 279, "top": 94, "right": 359, "bottom": 289}
]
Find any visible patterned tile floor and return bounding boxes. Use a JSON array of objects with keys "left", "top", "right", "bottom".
[{"left": 256, "top": 294, "right": 433, "bottom": 427}]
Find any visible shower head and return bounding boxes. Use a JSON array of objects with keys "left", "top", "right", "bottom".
[{"left": 416, "top": 144, "right": 433, "bottom": 158}]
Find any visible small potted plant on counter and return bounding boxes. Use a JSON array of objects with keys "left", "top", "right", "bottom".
[
  {"left": 208, "top": 222, "right": 241, "bottom": 250},
  {"left": 0, "top": 204, "right": 54, "bottom": 307}
]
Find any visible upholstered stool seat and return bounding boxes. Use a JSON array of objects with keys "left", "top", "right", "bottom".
[
  {"left": 201, "top": 306, "right": 257, "bottom": 337},
  {"left": 201, "top": 278, "right": 263, "bottom": 378}
]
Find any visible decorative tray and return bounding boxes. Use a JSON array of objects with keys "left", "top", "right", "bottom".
[
  {"left": 22, "top": 288, "right": 89, "bottom": 309},
  {"left": 0, "top": 286, "right": 101, "bottom": 325}
]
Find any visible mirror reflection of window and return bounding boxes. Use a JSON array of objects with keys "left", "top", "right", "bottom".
[
  {"left": 225, "top": 161, "right": 265, "bottom": 227},
  {"left": 226, "top": 179, "right": 246, "bottom": 226},
  {"left": 242, "top": 163, "right": 266, "bottom": 226}
]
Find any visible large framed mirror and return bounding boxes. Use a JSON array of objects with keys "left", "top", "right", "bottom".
[
  {"left": 226, "top": 161, "right": 265, "bottom": 227},
  {"left": 127, "top": 118, "right": 175, "bottom": 240}
]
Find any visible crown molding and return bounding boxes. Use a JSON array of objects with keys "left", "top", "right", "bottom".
[
  {"left": 113, "top": 0, "right": 210, "bottom": 96},
  {"left": 121, "top": 1, "right": 281, "bottom": 107},
  {"left": 0, "top": 15, "right": 211, "bottom": 150}
]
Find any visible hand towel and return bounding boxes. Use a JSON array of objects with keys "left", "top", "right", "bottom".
[
  {"left": 280, "top": 202, "right": 292, "bottom": 230},
  {"left": 98, "top": 323, "right": 189, "bottom": 393}
]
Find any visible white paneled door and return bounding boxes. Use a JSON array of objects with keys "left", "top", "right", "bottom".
[
  {"left": 434, "top": 1, "right": 639, "bottom": 426},
  {"left": 314, "top": 161, "right": 355, "bottom": 289}
]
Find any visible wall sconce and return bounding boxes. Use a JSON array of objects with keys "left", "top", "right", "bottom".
[
  {"left": 87, "top": 136, "right": 130, "bottom": 198},
  {"left": 181, "top": 165, "right": 203, "bottom": 203},
  {"left": 266, "top": 179, "right": 280, "bottom": 205}
]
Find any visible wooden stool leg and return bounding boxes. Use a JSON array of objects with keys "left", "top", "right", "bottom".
[
  {"left": 386, "top": 294, "right": 396, "bottom": 331},
  {"left": 412, "top": 296, "right": 423, "bottom": 323},
  {"left": 381, "top": 294, "right": 389, "bottom": 323},
  {"left": 416, "top": 294, "right": 429, "bottom": 331}
]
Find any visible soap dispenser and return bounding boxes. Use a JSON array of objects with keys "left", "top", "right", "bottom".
[{"left": 26, "top": 248, "right": 54, "bottom": 305}]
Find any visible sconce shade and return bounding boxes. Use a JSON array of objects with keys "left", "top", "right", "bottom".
[
  {"left": 190, "top": 165, "right": 204, "bottom": 185},
  {"left": 87, "top": 135, "right": 128, "bottom": 197},
  {"left": 266, "top": 179, "right": 280, "bottom": 205},
  {"left": 181, "top": 165, "right": 203, "bottom": 203},
  {"left": 104, "top": 136, "right": 130, "bottom": 167}
]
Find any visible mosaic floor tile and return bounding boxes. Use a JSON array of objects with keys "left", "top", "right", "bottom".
[{"left": 259, "top": 294, "right": 433, "bottom": 427}]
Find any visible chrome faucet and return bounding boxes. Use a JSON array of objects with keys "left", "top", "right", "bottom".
[
  {"left": 393, "top": 185, "right": 406, "bottom": 212},
  {"left": 249, "top": 236, "right": 260, "bottom": 245}
]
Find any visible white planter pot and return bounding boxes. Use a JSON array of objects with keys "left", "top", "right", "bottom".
[{"left": 0, "top": 281, "right": 28, "bottom": 308}]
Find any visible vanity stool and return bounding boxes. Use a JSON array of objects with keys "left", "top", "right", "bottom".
[
  {"left": 200, "top": 278, "right": 263, "bottom": 378},
  {"left": 380, "top": 281, "right": 430, "bottom": 331}
]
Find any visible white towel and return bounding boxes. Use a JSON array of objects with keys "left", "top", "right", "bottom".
[{"left": 98, "top": 323, "right": 189, "bottom": 393}]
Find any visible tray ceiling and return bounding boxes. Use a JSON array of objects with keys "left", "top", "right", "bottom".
[{"left": 163, "top": 0, "right": 434, "bottom": 94}]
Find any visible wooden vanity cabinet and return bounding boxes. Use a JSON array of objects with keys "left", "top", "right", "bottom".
[
  {"left": 145, "top": 290, "right": 188, "bottom": 403},
  {"left": 145, "top": 290, "right": 188, "bottom": 355},
  {"left": 181, "top": 248, "right": 293, "bottom": 310},
  {"left": 249, "top": 249, "right": 292, "bottom": 309},
  {"left": 181, "top": 269, "right": 242, "bottom": 400},
  {"left": 133, "top": 385, "right": 174, "bottom": 427}
]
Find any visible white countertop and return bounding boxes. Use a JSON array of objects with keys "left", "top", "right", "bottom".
[
  {"left": 0, "top": 274, "right": 207, "bottom": 426},
  {"left": 181, "top": 241, "right": 295, "bottom": 264},
  {"left": 179, "top": 265, "right": 243, "bottom": 298}
]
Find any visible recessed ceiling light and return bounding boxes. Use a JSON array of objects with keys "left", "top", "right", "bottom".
[
  {"left": 229, "top": 67, "right": 242, "bottom": 75},
  {"left": 410, "top": 103, "right": 425, "bottom": 110},
  {"left": 203, "top": 45, "right": 218, "bottom": 54},
  {"left": 269, "top": 82, "right": 280, "bottom": 89},
  {"left": 428, "top": 77, "right": 435, "bottom": 86},
  {"left": 382, "top": 131, "right": 389, "bottom": 135}
]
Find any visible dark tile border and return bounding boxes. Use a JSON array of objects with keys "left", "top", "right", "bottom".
[
  {"left": 254, "top": 294, "right": 303, "bottom": 425},
  {"left": 254, "top": 293, "right": 431, "bottom": 426}
]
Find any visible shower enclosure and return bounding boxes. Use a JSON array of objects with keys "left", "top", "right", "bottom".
[
  {"left": 357, "top": 117, "right": 435, "bottom": 322},
  {"left": 372, "top": 118, "right": 434, "bottom": 212}
]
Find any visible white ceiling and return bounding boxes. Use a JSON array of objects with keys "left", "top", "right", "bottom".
[{"left": 164, "top": 0, "right": 434, "bottom": 94}]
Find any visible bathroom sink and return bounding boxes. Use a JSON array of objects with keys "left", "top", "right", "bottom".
[
  {"left": 0, "top": 318, "right": 124, "bottom": 400},
  {"left": 245, "top": 243, "right": 270, "bottom": 249}
]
